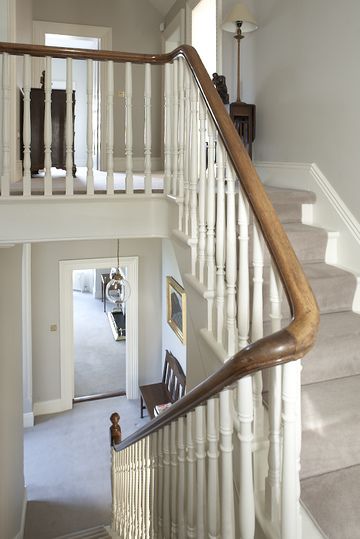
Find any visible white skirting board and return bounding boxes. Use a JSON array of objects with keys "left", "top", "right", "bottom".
[
  {"left": 256, "top": 161, "right": 360, "bottom": 312},
  {"left": 33, "top": 398, "right": 68, "bottom": 416},
  {"left": 13, "top": 486, "right": 27, "bottom": 539}
]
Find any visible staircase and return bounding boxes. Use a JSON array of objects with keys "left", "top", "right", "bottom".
[
  {"left": 264, "top": 185, "right": 359, "bottom": 538},
  {"left": 54, "top": 526, "right": 112, "bottom": 539}
]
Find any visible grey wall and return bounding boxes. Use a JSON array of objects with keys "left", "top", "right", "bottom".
[
  {"left": 16, "top": 0, "right": 33, "bottom": 42},
  {"left": 235, "top": 0, "right": 360, "bottom": 220},
  {"left": 31, "top": 238, "right": 163, "bottom": 404},
  {"left": 32, "top": 0, "right": 163, "bottom": 160},
  {"left": 0, "top": 245, "right": 25, "bottom": 539}
]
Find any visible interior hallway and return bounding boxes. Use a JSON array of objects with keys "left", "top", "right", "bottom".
[{"left": 24, "top": 396, "right": 148, "bottom": 539}]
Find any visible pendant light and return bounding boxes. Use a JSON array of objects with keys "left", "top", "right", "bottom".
[{"left": 106, "top": 239, "right": 131, "bottom": 311}]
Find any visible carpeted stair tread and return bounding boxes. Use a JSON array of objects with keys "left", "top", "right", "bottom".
[
  {"left": 282, "top": 222, "right": 328, "bottom": 263},
  {"left": 301, "top": 464, "right": 360, "bottom": 539},
  {"left": 264, "top": 185, "right": 316, "bottom": 205},
  {"left": 302, "top": 311, "right": 360, "bottom": 385},
  {"left": 54, "top": 526, "right": 111, "bottom": 538},
  {"left": 262, "top": 262, "right": 356, "bottom": 321},
  {"left": 301, "top": 374, "right": 360, "bottom": 479}
]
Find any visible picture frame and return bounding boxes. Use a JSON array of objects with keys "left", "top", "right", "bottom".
[{"left": 166, "top": 276, "right": 186, "bottom": 344}]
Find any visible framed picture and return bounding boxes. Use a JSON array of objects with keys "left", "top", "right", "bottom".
[{"left": 166, "top": 276, "right": 186, "bottom": 344}]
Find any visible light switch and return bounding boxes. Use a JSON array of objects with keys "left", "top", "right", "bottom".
[{"left": 50, "top": 324, "right": 57, "bottom": 332}]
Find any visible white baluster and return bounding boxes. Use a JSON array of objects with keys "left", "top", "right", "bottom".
[
  {"left": 150, "top": 433, "right": 158, "bottom": 538},
  {"left": 296, "top": 360, "right": 302, "bottom": 538},
  {"left": 206, "top": 122, "right": 216, "bottom": 333},
  {"left": 124, "top": 448, "right": 130, "bottom": 537},
  {"left": 86, "top": 59, "right": 94, "bottom": 195},
  {"left": 163, "top": 425, "right": 171, "bottom": 538},
  {"left": 65, "top": 57, "right": 73, "bottom": 195},
  {"left": 219, "top": 389, "right": 235, "bottom": 538},
  {"left": 197, "top": 100, "right": 207, "bottom": 284},
  {"left": 1, "top": 53, "right": 10, "bottom": 197},
  {"left": 171, "top": 60, "right": 178, "bottom": 197},
  {"left": 216, "top": 142, "right": 226, "bottom": 344},
  {"left": 170, "top": 421, "right": 178, "bottom": 538},
  {"left": 225, "top": 159, "right": 237, "bottom": 356},
  {"left": 44, "top": 56, "right": 52, "bottom": 196},
  {"left": 207, "top": 398, "right": 220, "bottom": 539},
  {"left": 22, "top": 54, "right": 31, "bottom": 197},
  {"left": 158, "top": 429, "right": 164, "bottom": 535},
  {"left": 177, "top": 417, "right": 186, "bottom": 539},
  {"left": 106, "top": 60, "right": 114, "bottom": 195},
  {"left": 265, "top": 263, "right": 283, "bottom": 522},
  {"left": 144, "top": 63, "right": 152, "bottom": 195},
  {"left": 281, "top": 360, "right": 301, "bottom": 539},
  {"left": 164, "top": 63, "right": 172, "bottom": 196},
  {"left": 196, "top": 405, "right": 207, "bottom": 539},
  {"left": 237, "top": 377, "right": 255, "bottom": 539},
  {"left": 145, "top": 438, "right": 150, "bottom": 538},
  {"left": 177, "top": 58, "right": 185, "bottom": 231},
  {"left": 125, "top": 61, "right": 133, "bottom": 194},
  {"left": 183, "top": 66, "right": 191, "bottom": 236},
  {"left": 135, "top": 442, "right": 140, "bottom": 538},
  {"left": 252, "top": 221, "right": 265, "bottom": 436},
  {"left": 186, "top": 411, "right": 196, "bottom": 538},
  {"left": 129, "top": 444, "right": 135, "bottom": 537},
  {"left": 189, "top": 78, "right": 198, "bottom": 276},
  {"left": 237, "top": 187, "right": 250, "bottom": 349}
]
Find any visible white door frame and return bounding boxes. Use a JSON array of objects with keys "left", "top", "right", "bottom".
[
  {"left": 32, "top": 20, "right": 112, "bottom": 171},
  {"left": 59, "top": 256, "right": 139, "bottom": 411}
]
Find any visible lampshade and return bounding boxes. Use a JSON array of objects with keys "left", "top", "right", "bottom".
[
  {"left": 106, "top": 268, "right": 131, "bottom": 308},
  {"left": 222, "top": 3, "right": 258, "bottom": 33}
]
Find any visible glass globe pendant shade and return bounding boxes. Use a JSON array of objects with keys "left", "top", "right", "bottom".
[{"left": 106, "top": 268, "right": 131, "bottom": 311}]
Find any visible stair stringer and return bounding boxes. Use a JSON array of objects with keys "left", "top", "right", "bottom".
[{"left": 170, "top": 229, "right": 227, "bottom": 391}]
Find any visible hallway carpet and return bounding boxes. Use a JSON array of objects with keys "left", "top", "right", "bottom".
[
  {"left": 24, "top": 396, "right": 148, "bottom": 539},
  {"left": 73, "top": 291, "right": 126, "bottom": 397}
]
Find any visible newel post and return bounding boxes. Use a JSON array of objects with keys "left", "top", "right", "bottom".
[{"left": 110, "top": 412, "right": 122, "bottom": 445}]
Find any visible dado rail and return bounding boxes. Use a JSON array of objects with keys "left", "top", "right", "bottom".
[{"left": 0, "top": 42, "right": 319, "bottom": 537}]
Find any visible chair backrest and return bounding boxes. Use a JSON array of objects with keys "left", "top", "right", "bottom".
[{"left": 162, "top": 350, "right": 186, "bottom": 402}]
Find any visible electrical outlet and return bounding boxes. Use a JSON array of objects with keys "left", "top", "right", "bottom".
[{"left": 50, "top": 324, "right": 57, "bottom": 332}]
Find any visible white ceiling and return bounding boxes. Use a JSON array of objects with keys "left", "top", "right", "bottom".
[{"left": 148, "top": 0, "right": 177, "bottom": 17}]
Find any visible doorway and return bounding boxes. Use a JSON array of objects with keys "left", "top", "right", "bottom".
[
  {"left": 72, "top": 268, "right": 126, "bottom": 402},
  {"left": 59, "top": 256, "right": 139, "bottom": 411}
]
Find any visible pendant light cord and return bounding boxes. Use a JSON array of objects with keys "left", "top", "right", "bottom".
[{"left": 117, "top": 238, "right": 120, "bottom": 269}]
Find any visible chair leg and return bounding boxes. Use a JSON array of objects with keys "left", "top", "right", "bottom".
[{"left": 140, "top": 395, "right": 144, "bottom": 418}]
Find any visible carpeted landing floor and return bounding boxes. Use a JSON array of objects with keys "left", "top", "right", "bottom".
[
  {"left": 73, "top": 291, "right": 126, "bottom": 397},
  {"left": 24, "top": 396, "right": 148, "bottom": 539}
]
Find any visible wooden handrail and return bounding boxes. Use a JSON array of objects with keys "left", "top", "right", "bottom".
[{"left": 0, "top": 41, "right": 319, "bottom": 449}]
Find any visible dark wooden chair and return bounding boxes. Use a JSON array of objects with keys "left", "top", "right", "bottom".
[{"left": 139, "top": 350, "right": 186, "bottom": 419}]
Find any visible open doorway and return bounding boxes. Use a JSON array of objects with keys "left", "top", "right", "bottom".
[{"left": 72, "top": 268, "right": 126, "bottom": 402}]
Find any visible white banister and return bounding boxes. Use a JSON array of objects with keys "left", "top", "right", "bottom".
[
  {"left": 237, "top": 187, "right": 250, "bottom": 349},
  {"left": 86, "top": 59, "right": 94, "bottom": 195},
  {"left": 195, "top": 405, "right": 207, "bottom": 538},
  {"left": 65, "top": 57, "right": 73, "bottom": 195},
  {"left": 1, "top": 53, "right": 10, "bottom": 197},
  {"left": 189, "top": 78, "right": 199, "bottom": 276},
  {"left": 157, "top": 429, "right": 164, "bottom": 535},
  {"left": 106, "top": 60, "right": 114, "bottom": 195},
  {"left": 129, "top": 444, "right": 135, "bottom": 537},
  {"left": 135, "top": 442, "right": 140, "bottom": 537},
  {"left": 206, "top": 122, "right": 216, "bottom": 332},
  {"left": 22, "top": 54, "right": 31, "bottom": 197},
  {"left": 177, "top": 417, "right": 186, "bottom": 539},
  {"left": 144, "top": 63, "right": 152, "bottom": 195},
  {"left": 215, "top": 142, "right": 226, "bottom": 344},
  {"left": 183, "top": 66, "right": 191, "bottom": 236},
  {"left": 125, "top": 61, "right": 133, "bottom": 194},
  {"left": 44, "top": 56, "right": 52, "bottom": 196},
  {"left": 150, "top": 433, "right": 158, "bottom": 538},
  {"left": 164, "top": 62, "right": 172, "bottom": 196},
  {"left": 207, "top": 398, "right": 220, "bottom": 539},
  {"left": 162, "top": 425, "right": 171, "bottom": 538},
  {"left": 219, "top": 389, "right": 235, "bottom": 538},
  {"left": 186, "top": 411, "right": 197, "bottom": 538},
  {"left": 281, "top": 360, "right": 301, "bottom": 539},
  {"left": 265, "top": 263, "right": 283, "bottom": 522},
  {"left": 225, "top": 159, "right": 237, "bottom": 356},
  {"left": 252, "top": 221, "right": 265, "bottom": 437},
  {"left": 171, "top": 59, "right": 178, "bottom": 197},
  {"left": 177, "top": 58, "right": 185, "bottom": 231},
  {"left": 197, "top": 100, "right": 207, "bottom": 284},
  {"left": 170, "top": 420, "right": 178, "bottom": 538},
  {"left": 237, "top": 377, "right": 255, "bottom": 539}
]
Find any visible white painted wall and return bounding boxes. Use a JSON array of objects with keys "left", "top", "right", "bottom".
[
  {"left": 0, "top": 245, "right": 25, "bottom": 539},
  {"left": 32, "top": 0, "right": 163, "bottom": 161},
  {"left": 162, "top": 238, "right": 186, "bottom": 373},
  {"left": 31, "top": 238, "right": 163, "bottom": 405},
  {"left": 230, "top": 0, "right": 360, "bottom": 222}
]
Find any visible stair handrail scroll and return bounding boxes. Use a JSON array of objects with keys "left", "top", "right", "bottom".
[{"left": 0, "top": 41, "right": 319, "bottom": 539}]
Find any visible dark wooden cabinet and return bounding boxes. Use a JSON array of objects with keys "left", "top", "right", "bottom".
[{"left": 20, "top": 88, "right": 76, "bottom": 176}]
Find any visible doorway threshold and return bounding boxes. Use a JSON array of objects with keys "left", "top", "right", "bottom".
[{"left": 73, "top": 389, "right": 126, "bottom": 404}]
